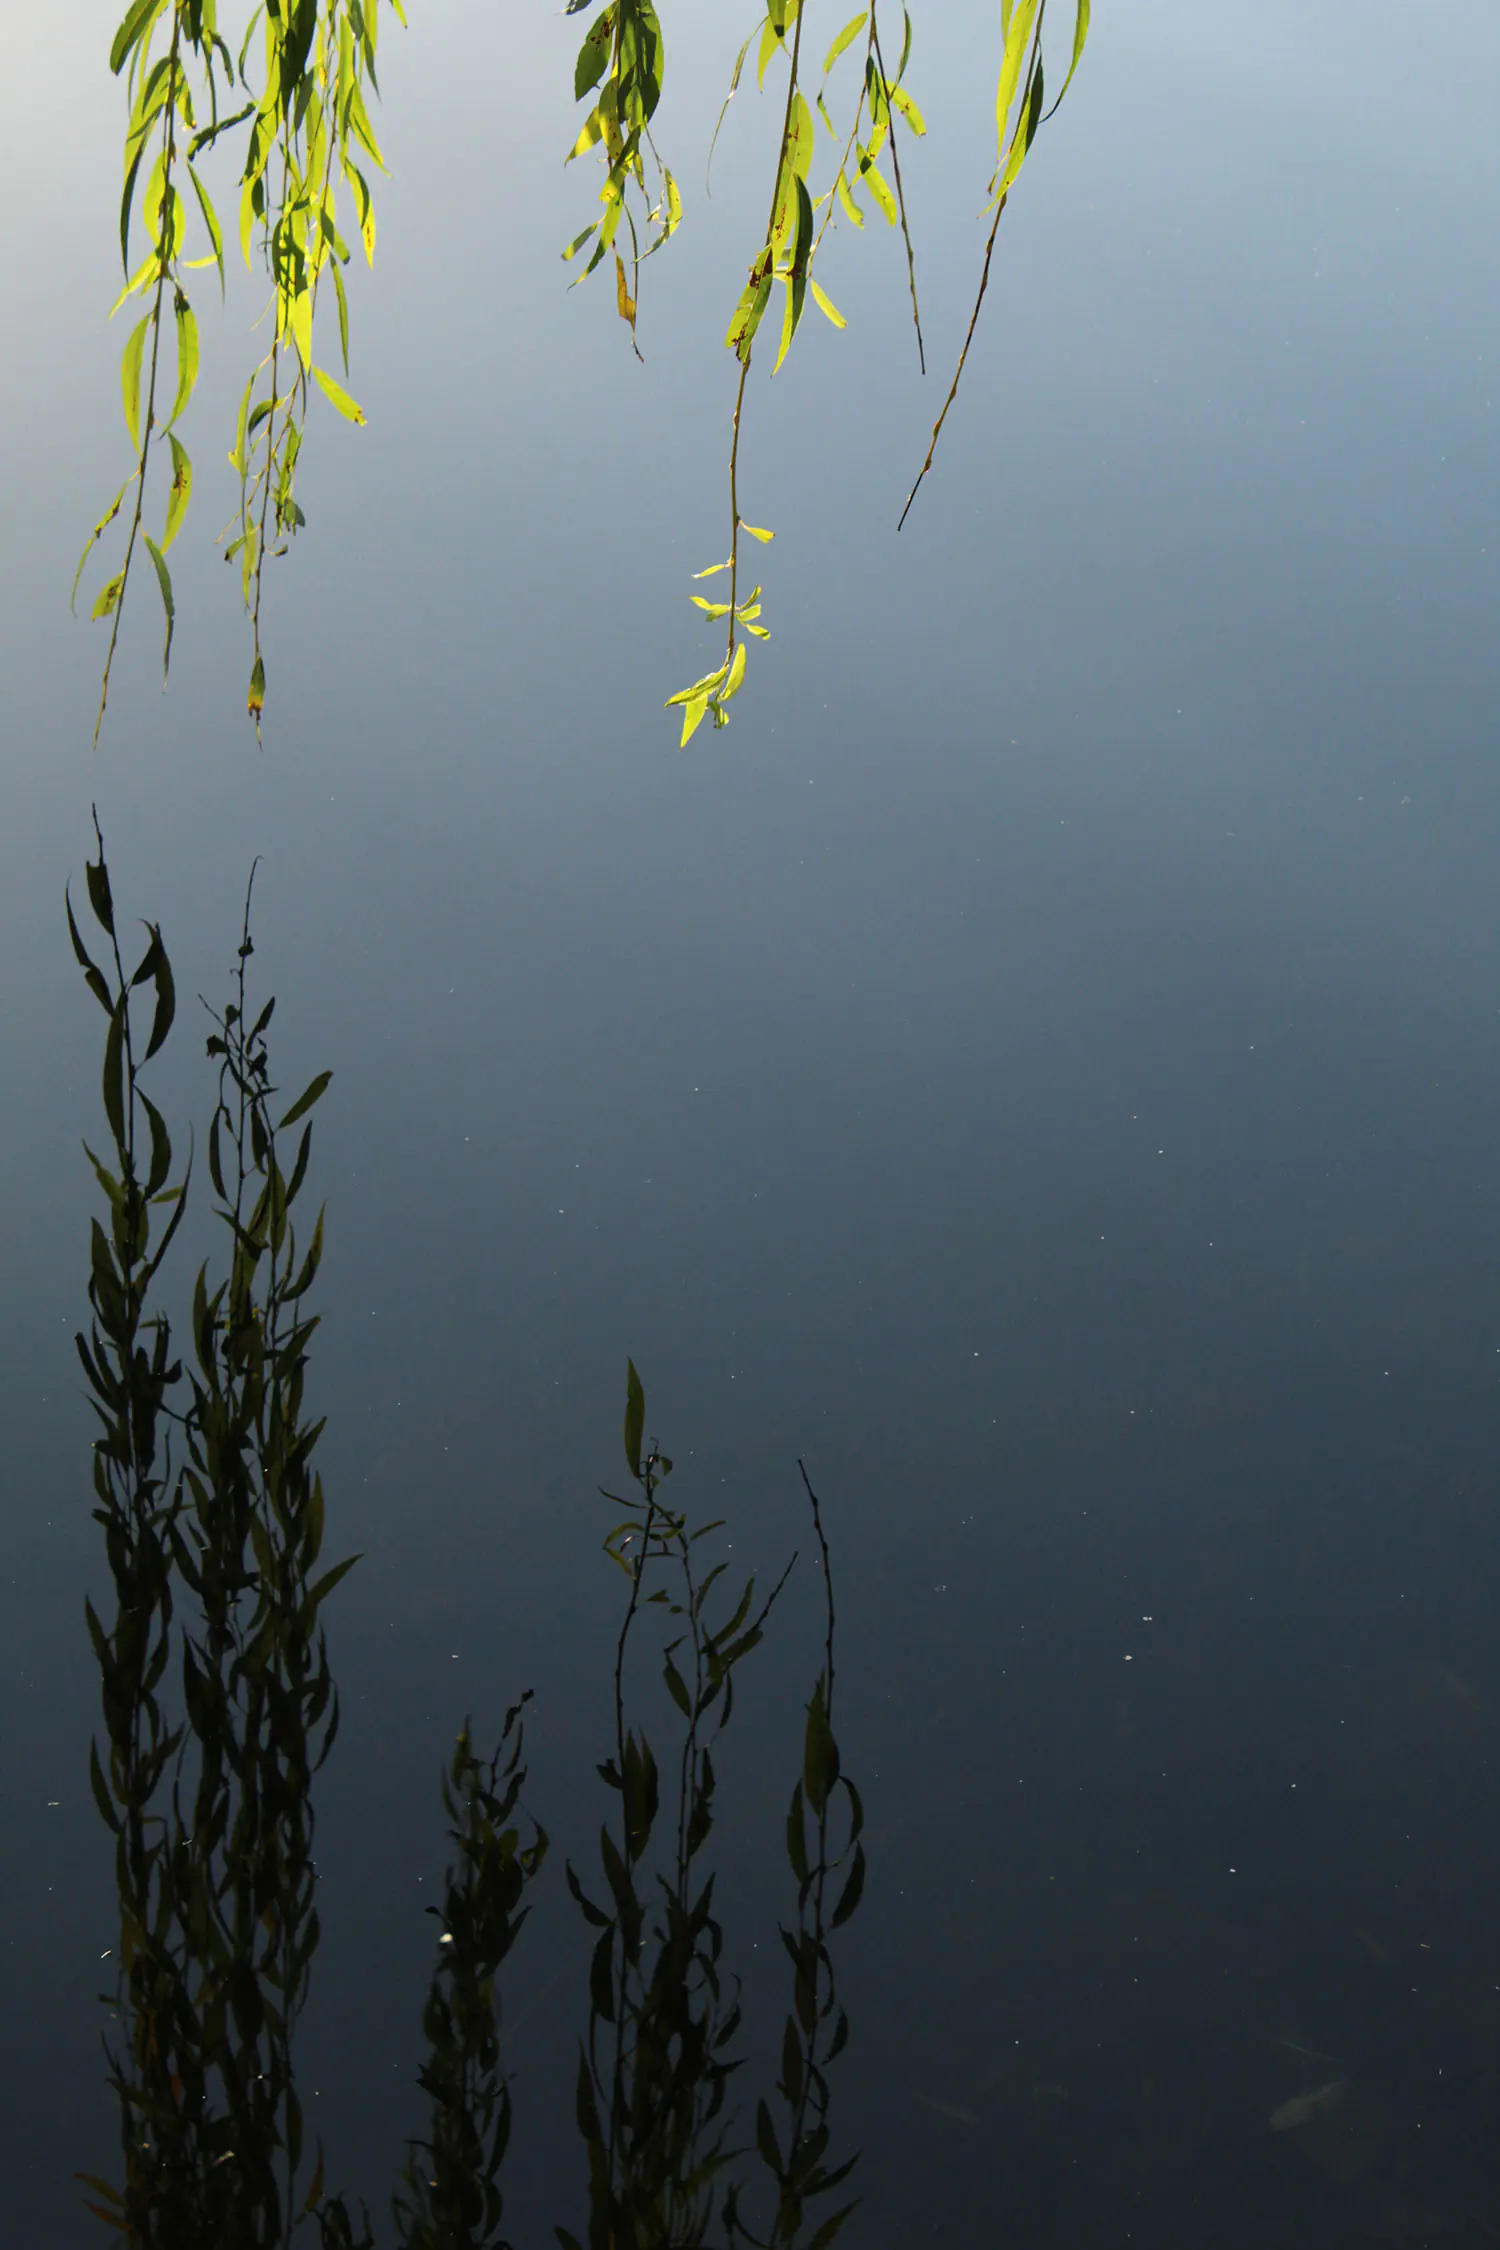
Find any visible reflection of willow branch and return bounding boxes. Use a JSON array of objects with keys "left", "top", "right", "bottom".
[
  {"left": 562, "top": 1365, "right": 794, "bottom": 2250},
  {"left": 728, "top": 1465, "right": 864, "bottom": 2250},
  {"left": 171, "top": 877, "right": 347, "bottom": 2241},
  {"left": 394, "top": 1701, "right": 548, "bottom": 2250},
  {"left": 70, "top": 815, "right": 201, "bottom": 2243},
  {"left": 73, "top": 834, "right": 354, "bottom": 2246}
]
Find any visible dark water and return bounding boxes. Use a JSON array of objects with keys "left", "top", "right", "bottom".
[{"left": 3, "top": 1, "right": 1498, "bottom": 2242}]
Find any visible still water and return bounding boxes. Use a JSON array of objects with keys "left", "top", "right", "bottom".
[{"left": 2, "top": 1, "right": 1497, "bottom": 2242}]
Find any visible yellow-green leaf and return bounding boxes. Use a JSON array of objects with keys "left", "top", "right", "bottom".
[
  {"left": 666, "top": 662, "right": 729, "bottom": 705},
  {"left": 142, "top": 533, "right": 174, "bottom": 681},
  {"left": 72, "top": 480, "right": 134, "bottom": 609},
  {"left": 889, "top": 84, "right": 926, "bottom": 135},
  {"left": 311, "top": 366, "right": 367, "bottom": 424},
  {"left": 680, "top": 693, "right": 711, "bottom": 746},
  {"left": 91, "top": 572, "right": 126, "bottom": 622},
  {"left": 169, "top": 294, "right": 198, "bottom": 424},
  {"left": 835, "top": 171, "right": 865, "bottom": 228},
  {"left": 725, "top": 259, "right": 773, "bottom": 356},
  {"left": 614, "top": 252, "right": 636, "bottom": 328},
  {"left": 185, "top": 163, "right": 224, "bottom": 289},
  {"left": 247, "top": 654, "right": 265, "bottom": 720},
  {"left": 1050, "top": 0, "right": 1091, "bottom": 113},
  {"left": 568, "top": 107, "right": 605, "bottom": 162},
  {"left": 999, "top": 58, "right": 1045, "bottom": 192},
  {"left": 121, "top": 314, "right": 149, "bottom": 449},
  {"left": 823, "top": 11, "right": 868, "bottom": 72},
  {"left": 738, "top": 522, "right": 775, "bottom": 543},
  {"left": 787, "top": 90, "right": 815, "bottom": 181},
  {"left": 996, "top": 0, "right": 1041, "bottom": 159},
  {"left": 862, "top": 161, "right": 897, "bottom": 224},
  {"left": 162, "top": 432, "right": 192, "bottom": 550},
  {"left": 809, "top": 278, "right": 846, "bottom": 329},
  {"left": 289, "top": 286, "right": 313, "bottom": 371},
  {"left": 107, "top": 250, "right": 157, "bottom": 319}
]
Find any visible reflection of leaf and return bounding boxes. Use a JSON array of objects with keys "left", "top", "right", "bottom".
[{"left": 623, "top": 1360, "right": 645, "bottom": 1478}]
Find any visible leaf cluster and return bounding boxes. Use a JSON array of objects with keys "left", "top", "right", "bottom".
[{"left": 563, "top": 2, "right": 682, "bottom": 358}]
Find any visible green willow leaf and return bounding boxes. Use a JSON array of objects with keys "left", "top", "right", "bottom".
[
  {"left": 809, "top": 279, "right": 846, "bottom": 329},
  {"left": 185, "top": 160, "right": 225, "bottom": 288},
  {"left": 162, "top": 433, "right": 192, "bottom": 550},
  {"left": 822, "top": 12, "right": 868, "bottom": 73},
  {"left": 168, "top": 292, "right": 198, "bottom": 424},
  {"left": 889, "top": 83, "right": 926, "bottom": 134},
  {"left": 109, "top": 0, "right": 167, "bottom": 78},
  {"left": 121, "top": 313, "right": 150, "bottom": 448},
  {"left": 91, "top": 572, "right": 127, "bottom": 623},
  {"left": 861, "top": 159, "right": 897, "bottom": 225},
  {"left": 998, "top": 53, "right": 1044, "bottom": 193},
  {"left": 1045, "top": 0, "right": 1091, "bottom": 118},
  {"left": 142, "top": 534, "right": 174, "bottom": 680},
  {"left": 311, "top": 366, "right": 367, "bottom": 424},
  {"left": 72, "top": 481, "right": 133, "bottom": 610},
  {"left": 679, "top": 693, "right": 711, "bottom": 746},
  {"left": 332, "top": 262, "right": 350, "bottom": 371},
  {"left": 995, "top": 0, "right": 1040, "bottom": 161}
]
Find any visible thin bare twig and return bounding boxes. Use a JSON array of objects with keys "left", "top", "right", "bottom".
[{"left": 871, "top": 11, "right": 924, "bottom": 374}]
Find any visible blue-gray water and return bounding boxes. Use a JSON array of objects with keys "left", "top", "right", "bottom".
[{"left": 2, "top": 2, "right": 1497, "bottom": 2241}]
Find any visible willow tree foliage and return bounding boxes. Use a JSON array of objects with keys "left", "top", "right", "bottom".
[{"left": 77, "top": 0, "right": 1090, "bottom": 745}]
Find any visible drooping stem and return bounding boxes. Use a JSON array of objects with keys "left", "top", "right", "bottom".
[
  {"left": 870, "top": 9, "right": 924, "bottom": 374},
  {"left": 94, "top": 14, "right": 184, "bottom": 748},
  {"left": 725, "top": 3, "right": 808, "bottom": 677},
  {"left": 898, "top": 10, "right": 1048, "bottom": 530}
]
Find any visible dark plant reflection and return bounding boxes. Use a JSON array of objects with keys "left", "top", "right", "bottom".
[{"left": 73, "top": 835, "right": 862, "bottom": 2250}]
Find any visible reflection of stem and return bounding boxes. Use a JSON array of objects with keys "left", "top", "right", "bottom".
[
  {"left": 607, "top": 1462, "right": 659, "bottom": 2210},
  {"left": 801, "top": 1462, "right": 836, "bottom": 1729},
  {"left": 95, "top": 19, "right": 183, "bottom": 748},
  {"left": 898, "top": 21, "right": 1045, "bottom": 531},
  {"left": 779, "top": 1462, "right": 837, "bottom": 2221},
  {"left": 725, "top": 6, "right": 806, "bottom": 682}
]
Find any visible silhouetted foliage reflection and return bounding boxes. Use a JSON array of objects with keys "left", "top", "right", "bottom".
[{"left": 74, "top": 840, "right": 862, "bottom": 2249}]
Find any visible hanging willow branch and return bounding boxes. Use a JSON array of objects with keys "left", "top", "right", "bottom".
[
  {"left": 83, "top": 2, "right": 1091, "bottom": 747},
  {"left": 81, "top": 0, "right": 403, "bottom": 744}
]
